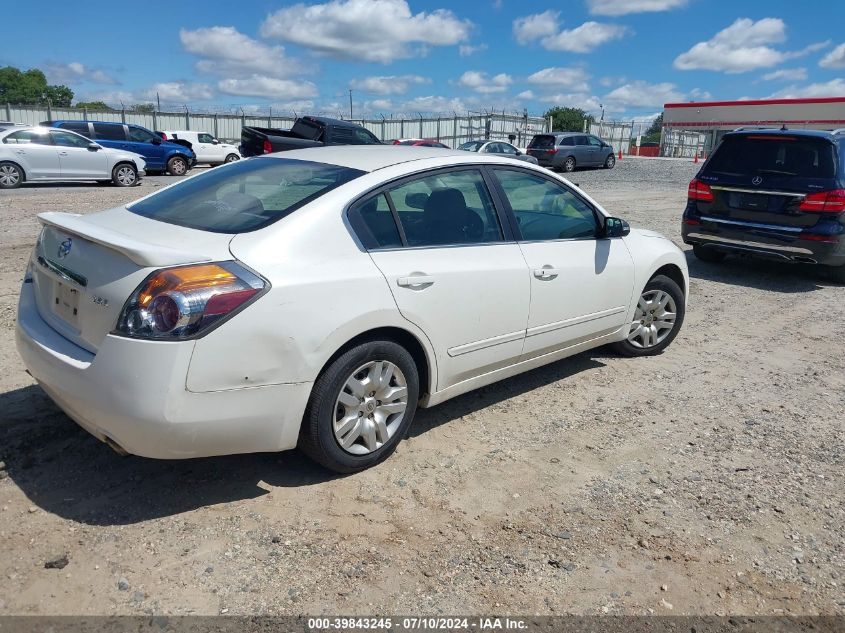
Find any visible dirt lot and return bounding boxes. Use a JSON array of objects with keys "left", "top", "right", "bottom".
[{"left": 0, "top": 159, "right": 843, "bottom": 617}]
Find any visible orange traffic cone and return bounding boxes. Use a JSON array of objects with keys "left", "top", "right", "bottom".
[
  {"left": 618, "top": 148, "right": 623, "bottom": 160},
  {"left": 694, "top": 152, "right": 699, "bottom": 164}
]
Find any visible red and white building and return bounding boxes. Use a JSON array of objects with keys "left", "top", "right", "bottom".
[{"left": 661, "top": 96, "right": 845, "bottom": 157}]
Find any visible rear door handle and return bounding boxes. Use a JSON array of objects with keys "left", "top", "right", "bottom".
[
  {"left": 533, "top": 266, "right": 560, "bottom": 280},
  {"left": 58, "top": 151, "right": 69, "bottom": 156},
  {"left": 397, "top": 275, "right": 435, "bottom": 288}
]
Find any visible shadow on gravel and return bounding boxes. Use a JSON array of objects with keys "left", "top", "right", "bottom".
[
  {"left": 685, "top": 250, "right": 827, "bottom": 292},
  {"left": 0, "top": 352, "right": 607, "bottom": 526}
]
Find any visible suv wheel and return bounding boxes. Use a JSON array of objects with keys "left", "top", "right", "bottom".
[
  {"left": 604, "top": 154, "right": 616, "bottom": 169},
  {"left": 224, "top": 154, "right": 240, "bottom": 163},
  {"left": 613, "top": 275, "right": 685, "bottom": 357},
  {"left": 167, "top": 156, "right": 188, "bottom": 176},
  {"left": 562, "top": 156, "right": 576, "bottom": 172},
  {"left": 299, "top": 340, "right": 419, "bottom": 473},
  {"left": 692, "top": 244, "right": 726, "bottom": 263}
]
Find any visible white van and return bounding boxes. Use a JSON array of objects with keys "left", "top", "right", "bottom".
[{"left": 159, "top": 131, "right": 241, "bottom": 167}]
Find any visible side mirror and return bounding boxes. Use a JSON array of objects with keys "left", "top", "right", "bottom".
[
  {"left": 87, "top": 142, "right": 101, "bottom": 151},
  {"left": 603, "top": 217, "right": 630, "bottom": 238},
  {"left": 212, "top": 139, "right": 220, "bottom": 145}
]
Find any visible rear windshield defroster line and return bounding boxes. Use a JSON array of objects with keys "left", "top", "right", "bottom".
[{"left": 128, "top": 157, "right": 365, "bottom": 234}]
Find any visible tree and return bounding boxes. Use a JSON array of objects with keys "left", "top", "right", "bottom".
[
  {"left": 132, "top": 103, "right": 155, "bottom": 113},
  {"left": 75, "top": 101, "right": 112, "bottom": 111},
  {"left": 544, "top": 106, "right": 594, "bottom": 133},
  {"left": 643, "top": 113, "right": 663, "bottom": 143},
  {"left": 0, "top": 65, "right": 74, "bottom": 106}
]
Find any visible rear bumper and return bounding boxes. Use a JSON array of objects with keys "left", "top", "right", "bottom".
[
  {"left": 682, "top": 220, "right": 845, "bottom": 267},
  {"left": 15, "top": 281, "right": 312, "bottom": 459}
]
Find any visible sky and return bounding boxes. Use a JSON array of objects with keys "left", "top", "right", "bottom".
[{"left": 3, "top": 0, "right": 845, "bottom": 120}]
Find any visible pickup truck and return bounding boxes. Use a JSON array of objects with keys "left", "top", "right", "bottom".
[{"left": 240, "top": 115, "right": 382, "bottom": 156}]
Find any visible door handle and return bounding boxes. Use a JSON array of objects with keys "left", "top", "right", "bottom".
[
  {"left": 533, "top": 266, "right": 560, "bottom": 280},
  {"left": 58, "top": 151, "right": 69, "bottom": 156},
  {"left": 397, "top": 274, "right": 435, "bottom": 288}
]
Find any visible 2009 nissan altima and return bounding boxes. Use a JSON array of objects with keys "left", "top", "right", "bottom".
[{"left": 16, "top": 146, "right": 688, "bottom": 473}]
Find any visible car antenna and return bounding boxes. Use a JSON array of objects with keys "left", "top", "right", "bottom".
[{"left": 780, "top": 123, "right": 788, "bottom": 131}]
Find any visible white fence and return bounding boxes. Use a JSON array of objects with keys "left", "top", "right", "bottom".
[{"left": 3, "top": 104, "right": 549, "bottom": 147}]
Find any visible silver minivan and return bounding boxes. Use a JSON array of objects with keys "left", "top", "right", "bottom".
[{"left": 527, "top": 132, "right": 616, "bottom": 172}]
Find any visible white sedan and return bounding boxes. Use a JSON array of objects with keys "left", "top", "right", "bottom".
[
  {"left": 16, "top": 146, "right": 687, "bottom": 472},
  {"left": 458, "top": 140, "right": 539, "bottom": 164},
  {"left": 0, "top": 126, "right": 145, "bottom": 188},
  {"left": 159, "top": 130, "right": 241, "bottom": 167}
]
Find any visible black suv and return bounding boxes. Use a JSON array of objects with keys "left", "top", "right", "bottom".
[{"left": 682, "top": 128, "right": 845, "bottom": 280}]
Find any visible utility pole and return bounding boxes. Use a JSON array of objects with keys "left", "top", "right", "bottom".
[
  {"left": 349, "top": 89, "right": 353, "bottom": 120},
  {"left": 156, "top": 92, "right": 161, "bottom": 112}
]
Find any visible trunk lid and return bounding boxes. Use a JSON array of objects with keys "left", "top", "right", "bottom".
[
  {"left": 697, "top": 133, "right": 839, "bottom": 229},
  {"left": 32, "top": 209, "right": 234, "bottom": 353}
]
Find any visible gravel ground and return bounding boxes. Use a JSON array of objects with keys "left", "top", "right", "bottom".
[{"left": 0, "top": 158, "right": 843, "bottom": 617}]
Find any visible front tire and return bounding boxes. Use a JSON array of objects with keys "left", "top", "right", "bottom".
[
  {"left": 224, "top": 153, "right": 240, "bottom": 164},
  {"left": 299, "top": 340, "right": 419, "bottom": 473},
  {"left": 111, "top": 163, "right": 137, "bottom": 187},
  {"left": 692, "top": 244, "right": 726, "bottom": 263},
  {"left": 166, "top": 156, "right": 188, "bottom": 176},
  {"left": 613, "top": 275, "right": 685, "bottom": 357},
  {"left": 0, "top": 162, "right": 23, "bottom": 189},
  {"left": 604, "top": 154, "right": 616, "bottom": 169}
]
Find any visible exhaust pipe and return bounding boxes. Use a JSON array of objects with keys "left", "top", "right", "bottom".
[{"left": 792, "top": 256, "right": 817, "bottom": 264}]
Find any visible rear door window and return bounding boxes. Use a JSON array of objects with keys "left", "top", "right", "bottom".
[
  {"left": 3, "top": 130, "right": 51, "bottom": 145},
  {"left": 347, "top": 194, "right": 402, "bottom": 249},
  {"left": 704, "top": 135, "right": 837, "bottom": 181},
  {"left": 92, "top": 123, "right": 126, "bottom": 141}
]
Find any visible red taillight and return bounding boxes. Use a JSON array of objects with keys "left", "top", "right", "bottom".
[
  {"left": 545, "top": 149, "right": 556, "bottom": 155},
  {"left": 262, "top": 139, "right": 272, "bottom": 154},
  {"left": 800, "top": 233, "right": 839, "bottom": 243},
  {"left": 160, "top": 132, "right": 168, "bottom": 141},
  {"left": 683, "top": 218, "right": 701, "bottom": 226},
  {"left": 688, "top": 178, "right": 714, "bottom": 202},
  {"left": 799, "top": 189, "right": 845, "bottom": 213}
]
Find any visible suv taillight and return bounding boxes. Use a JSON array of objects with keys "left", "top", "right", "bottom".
[
  {"left": 799, "top": 189, "right": 845, "bottom": 213},
  {"left": 262, "top": 139, "right": 273, "bottom": 154},
  {"left": 688, "top": 178, "right": 714, "bottom": 202},
  {"left": 546, "top": 149, "right": 556, "bottom": 155}
]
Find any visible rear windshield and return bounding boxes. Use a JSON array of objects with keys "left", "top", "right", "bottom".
[
  {"left": 128, "top": 158, "right": 365, "bottom": 233},
  {"left": 458, "top": 141, "right": 484, "bottom": 151},
  {"left": 528, "top": 135, "right": 556, "bottom": 149},
  {"left": 704, "top": 135, "right": 837, "bottom": 180}
]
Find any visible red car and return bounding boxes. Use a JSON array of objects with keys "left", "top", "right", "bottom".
[{"left": 392, "top": 138, "right": 450, "bottom": 148}]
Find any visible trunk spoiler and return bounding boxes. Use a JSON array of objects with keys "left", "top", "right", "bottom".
[{"left": 38, "top": 212, "right": 212, "bottom": 267}]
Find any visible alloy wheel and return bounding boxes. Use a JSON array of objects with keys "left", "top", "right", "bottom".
[
  {"left": 627, "top": 289, "right": 677, "bottom": 348},
  {"left": 116, "top": 166, "right": 136, "bottom": 185},
  {"left": 333, "top": 360, "right": 409, "bottom": 455},
  {"left": 0, "top": 165, "right": 20, "bottom": 187}
]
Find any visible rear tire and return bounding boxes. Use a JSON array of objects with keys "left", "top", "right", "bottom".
[
  {"left": 826, "top": 264, "right": 845, "bottom": 284},
  {"left": 613, "top": 275, "right": 685, "bottom": 358},
  {"left": 299, "top": 340, "right": 419, "bottom": 473},
  {"left": 111, "top": 163, "right": 137, "bottom": 187},
  {"left": 562, "top": 156, "right": 576, "bottom": 172},
  {"left": 0, "top": 162, "right": 23, "bottom": 189},
  {"left": 166, "top": 156, "right": 188, "bottom": 176},
  {"left": 692, "top": 244, "right": 727, "bottom": 263}
]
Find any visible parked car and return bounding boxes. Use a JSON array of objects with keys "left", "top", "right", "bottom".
[
  {"left": 0, "top": 126, "right": 145, "bottom": 189},
  {"left": 159, "top": 130, "right": 241, "bottom": 166},
  {"left": 392, "top": 138, "right": 450, "bottom": 148},
  {"left": 458, "top": 140, "right": 539, "bottom": 164},
  {"left": 41, "top": 120, "right": 195, "bottom": 176},
  {"left": 241, "top": 115, "right": 382, "bottom": 157},
  {"left": 683, "top": 128, "right": 845, "bottom": 281},
  {"left": 527, "top": 132, "right": 616, "bottom": 172},
  {"left": 16, "top": 146, "right": 687, "bottom": 473}
]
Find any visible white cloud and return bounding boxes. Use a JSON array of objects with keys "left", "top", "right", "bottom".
[
  {"left": 270, "top": 100, "right": 315, "bottom": 113},
  {"left": 44, "top": 61, "right": 118, "bottom": 85},
  {"left": 538, "top": 93, "right": 602, "bottom": 113},
  {"left": 459, "top": 43, "right": 488, "bottom": 57},
  {"left": 820, "top": 43, "right": 845, "bottom": 69},
  {"left": 141, "top": 82, "right": 214, "bottom": 102},
  {"left": 368, "top": 99, "right": 393, "bottom": 110},
  {"left": 217, "top": 76, "right": 317, "bottom": 99},
  {"left": 767, "top": 78, "right": 845, "bottom": 99},
  {"left": 180, "top": 26, "right": 302, "bottom": 78},
  {"left": 260, "top": 0, "right": 472, "bottom": 63},
  {"left": 688, "top": 87, "right": 712, "bottom": 100},
  {"left": 516, "top": 90, "right": 534, "bottom": 100},
  {"left": 350, "top": 75, "right": 430, "bottom": 95},
  {"left": 457, "top": 71, "right": 513, "bottom": 93},
  {"left": 587, "top": 0, "right": 687, "bottom": 16},
  {"left": 526, "top": 67, "right": 590, "bottom": 92},
  {"left": 674, "top": 18, "right": 799, "bottom": 73},
  {"left": 397, "top": 94, "right": 468, "bottom": 115},
  {"left": 514, "top": 13, "right": 628, "bottom": 53},
  {"left": 762, "top": 68, "right": 808, "bottom": 82},
  {"left": 603, "top": 81, "right": 683, "bottom": 109},
  {"left": 513, "top": 10, "right": 559, "bottom": 45}
]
